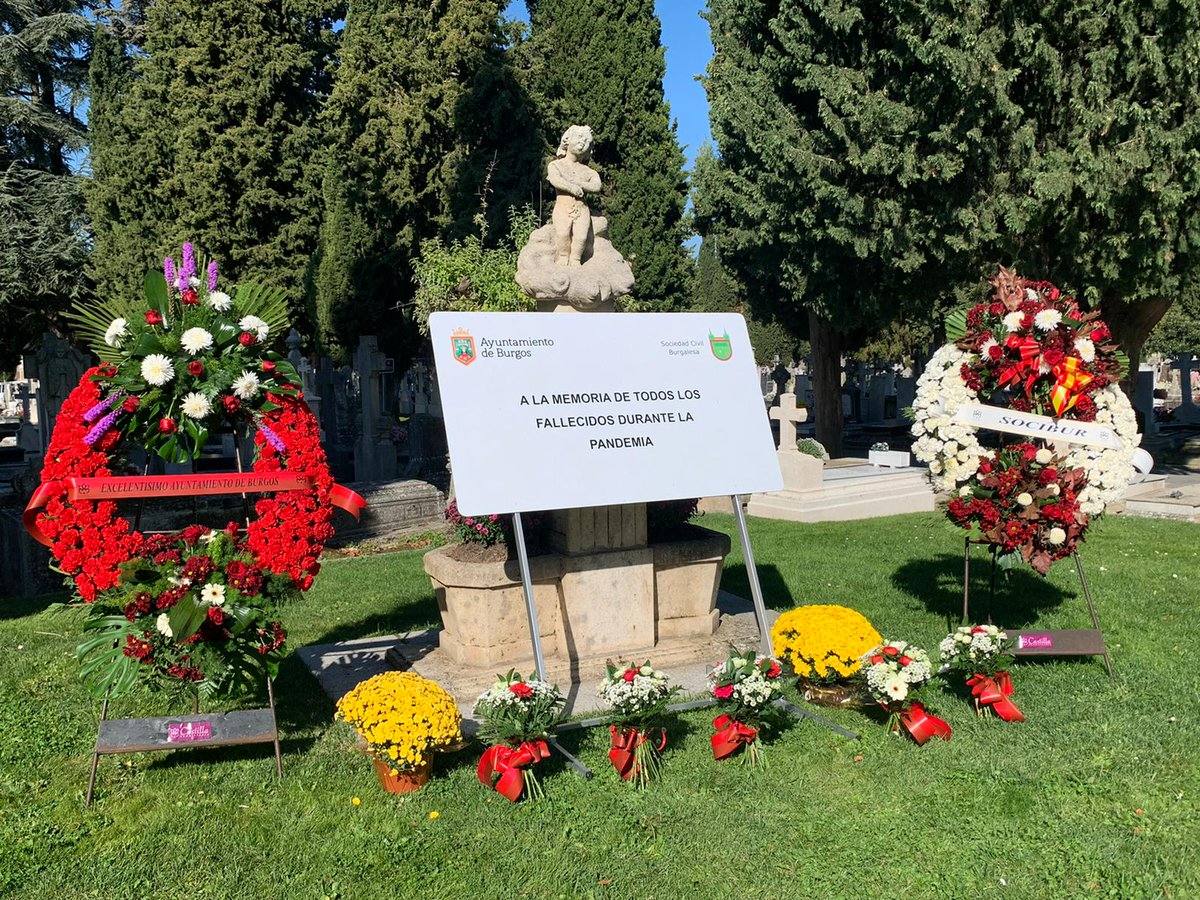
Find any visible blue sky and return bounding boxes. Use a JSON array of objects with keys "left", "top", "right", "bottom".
[{"left": 505, "top": 1, "right": 714, "bottom": 168}]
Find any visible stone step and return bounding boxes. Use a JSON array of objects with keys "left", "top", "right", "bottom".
[{"left": 1121, "top": 496, "right": 1200, "bottom": 521}]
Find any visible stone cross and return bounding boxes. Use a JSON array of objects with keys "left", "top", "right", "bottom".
[
  {"left": 770, "top": 392, "right": 807, "bottom": 449},
  {"left": 1173, "top": 353, "right": 1200, "bottom": 424}
]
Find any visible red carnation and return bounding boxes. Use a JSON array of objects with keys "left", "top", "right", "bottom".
[
  {"left": 869, "top": 654, "right": 884, "bottom": 665},
  {"left": 181, "top": 288, "right": 199, "bottom": 305},
  {"left": 122, "top": 395, "right": 140, "bottom": 413},
  {"left": 158, "top": 417, "right": 177, "bottom": 434},
  {"left": 898, "top": 655, "right": 912, "bottom": 666},
  {"left": 713, "top": 683, "right": 735, "bottom": 700},
  {"left": 239, "top": 332, "right": 257, "bottom": 348},
  {"left": 1042, "top": 348, "right": 1065, "bottom": 367},
  {"left": 883, "top": 645, "right": 899, "bottom": 657},
  {"left": 145, "top": 310, "right": 163, "bottom": 326},
  {"left": 978, "top": 459, "right": 992, "bottom": 475},
  {"left": 206, "top": 606, "right": 225, "bottom": 626},
  {"left": 766, "top": 661, "right": 782, "bottom": 678},
  {"left": 989, "top": 302, "right": 1005, "bottom": 316},
  {"left": 509, "top": 681, "right": 533, "bottom": 699},
  {"left": 222, "top": 395, "right": 241, "bottom": 414},
  {"left": 1090, "top": 324, "right": 1110, "bottom": 343},
  {"left": 187, "top": 360, "right": 205, "bottom": 377},
  {"left": 262, "top": 360, "right": 277, "bottom": 374},
  {"left": 622, "top": 668, "right": 637, "bottom": 683}
]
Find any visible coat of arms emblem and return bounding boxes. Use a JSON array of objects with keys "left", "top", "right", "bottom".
[
  {"left": 708, "top": 332, "right": 732, "bottom": 361},
  {"left": 451, "top": 329, "right": 477, "bottom": 366}
]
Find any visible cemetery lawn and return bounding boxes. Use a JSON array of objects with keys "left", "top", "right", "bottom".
[{"left": 2, "top": 513, "right": 1198, "bottom": 899}]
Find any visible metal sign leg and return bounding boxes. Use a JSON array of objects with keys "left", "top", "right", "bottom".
[
  {"left": 729, "top": 496, "right": 859, "bottom": 741},
  {"left": 511, "top": 512, "right": 592, "bottom": 779}
]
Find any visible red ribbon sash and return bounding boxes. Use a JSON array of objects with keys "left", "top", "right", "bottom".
[
  {"left": 710, "top": 714, "right": 758, "bottom": 760},
  {"left": 966, "top": 671, "right": 1025, "bottom": 722},
  {"left": 23, "top": 473, "right": 366, "bottom": 547},
  {"left": 476, "top": 740, "right": 550, "bottom": 802},
  {"left": 898, "top": 701, "right": 953, "bottom": 745},
  {"left": 608, "top": 726, "right": 668, "bottom": 780},
  {"left": 998, "top": 335, "right": 1042, "bottom": 396}
]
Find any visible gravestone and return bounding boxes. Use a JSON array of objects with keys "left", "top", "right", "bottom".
[
  {"left": 352, "top": 336, "right": 398, "bottom": 482},
  {"left": 1172, "top": 354, "right": 1200, "bottom": 424},
  {"left": 1135, "top": 365, "right": 1158, "bottom": 436}
]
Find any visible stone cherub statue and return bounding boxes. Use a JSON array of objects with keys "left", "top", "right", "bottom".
[{"left": 516, "top": 124, "right": 635, "bottom": 311}]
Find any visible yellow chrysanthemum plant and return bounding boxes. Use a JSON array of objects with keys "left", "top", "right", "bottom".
[
  {"left": 336, "top": 672, "right": 462, "bottom": 781},
  {"left": 770, "top": 604, "right": 883, "bottom": 683}
]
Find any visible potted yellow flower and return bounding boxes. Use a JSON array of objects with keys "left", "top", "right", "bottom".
[
  {"left": 336, "top": 672, "right": 462, "bottom": 793},
  {"left": 770, "top": 604, "right": 882, "bottom": 707}
]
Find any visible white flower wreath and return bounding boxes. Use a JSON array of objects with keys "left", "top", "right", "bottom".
[{"left": 911, "top": 342, "right": 1140, "bottom": 516}]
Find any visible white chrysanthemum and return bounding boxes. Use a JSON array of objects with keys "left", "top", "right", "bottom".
[
  {"left": 979, "top": 337, "right": 997, "bottom": 358},
  {"left": 180, "top": 327, "right": 213, "bottom": 355},
  {"left": 1047, "top": 527, "right": 1067, "bottom": 545},
  {"left": 201, "top": 583, "right": 226, "bottom": 606},
  {"left": 1034, "top": 308, "right": 1062, "bottom": 331},
  {"left": 1002, "top": 311, "right": 1025, "bottom": 332},
  {"left": 1074, "top": 338, "right": 1096, "bottom": 363},
  {"left": 1016, "top": 492, "right": 1033, "bottom": 506},
  {"left": 104, "top": 318, "right": 128, "bottom": 348},
  {"left": 232, "top": 370, "right": 260, "bottom": 400},
  {"left": 239, "top": 315, "right": 269, "bottom": 340},
  {"left": 1036, "top": 447, "right": 1053, "bottom": 465},
  {"left": 181, "top": 391, "right": 212, "bottom": 419},
  {"left": 1061, "top": 386, "right": 1140, "bottom": 510},
  {"left": 207, "top": 290, "right": 232, "bottom": 312},
  {"left": 156, "top": 613, "right": 173, "bottom": 638},
  {"left": 141, "top": 354, "right": 175, "bottom": 386}
]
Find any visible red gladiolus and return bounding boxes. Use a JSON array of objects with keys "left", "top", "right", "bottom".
[
  {"left": 122, "top": 396, "right": 140, "bottom": 413},
  {"left": 187, "top": 360, "right": 205, "bottom": 377},
  {"left": 158, "top": 417, "right": 177, "bottom": 434},
  {"left": 509, "top": 681, "right": 533, "bottom": 699},
  {"left": 239, "top": 332, "right": 257, "bottom": 348},
  {"left": 222, "top": 395, "right": 241, "bottom": 414},
  {"left": 182, "top": 288, "right": 199, "bottom": 305},
  {"left": 145, "top": 310, "right": 163, "bottom": 326}
]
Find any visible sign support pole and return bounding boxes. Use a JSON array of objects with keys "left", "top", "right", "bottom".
[{"left": 511, "top": 511, "right": 593, "bottom": 779}]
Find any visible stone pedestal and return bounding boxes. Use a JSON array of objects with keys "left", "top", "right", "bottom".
[{"left": 548, "top": 503, "right": 646, "bottom": 554}]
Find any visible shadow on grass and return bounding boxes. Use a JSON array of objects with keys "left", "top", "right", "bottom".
[
  {"left": 0, "top": 589, "right": 70, "bottom": 620},
  {"left": 720, "top": 562, "right": 793, "bottom": 610},
  {"left": 891, "top": 551, "right": 1071, "bottom": 630},
  {"left": 308, "top": 595, "right": 440, "bottom": 649}
]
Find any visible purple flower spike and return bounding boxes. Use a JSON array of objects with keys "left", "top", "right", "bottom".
[
  {"left": 207, "top": 260, "right": 218, "bottom": 292},
  {"left": 181, "top": 242, "right": 196, "bottom": 281},
  {"left": 83, "top": 390, "right": 123, "bottom": 424},
  {"left": 84, "top": 410, "right": 120, "bottom": 446},
  {"left": 258, "top": 424, "right": 286, "bottom": 453},
  {"left": 164, "top": 256, "right": 177, "bottom": 288}
]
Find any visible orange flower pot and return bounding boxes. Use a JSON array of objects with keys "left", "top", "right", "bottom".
[{"left": 373, "top": 757, "right": 432, "bottom": 794}]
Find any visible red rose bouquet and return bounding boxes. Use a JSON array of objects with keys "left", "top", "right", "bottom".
[
  {"left": 939, "top": 624, "right": 1024, "bottom": 722},
  {"left": 860, "top": 640, "right": 951, "bottom": 745},
  {"left": 473, "top": 670, "right": 564, "bottom": 802}
]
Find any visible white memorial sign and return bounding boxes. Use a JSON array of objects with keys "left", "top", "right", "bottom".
[
  {"left": 430, "top": 312, "right": 783, "bottom": 515},
  {"left": 953, "top": 402, "right": 1121, "bottom": 450}
]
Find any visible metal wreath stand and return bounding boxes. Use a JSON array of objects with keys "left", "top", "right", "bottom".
[{"left": 508, "top": 497, "right": 859, "bottom": 780}]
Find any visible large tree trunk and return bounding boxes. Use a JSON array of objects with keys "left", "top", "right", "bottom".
[
  {"left": 1101, "top": 297, "right": 1173, "bottom": 397},
  {"left": 808, "top": 311, "right": 843, "bottom": 458}
]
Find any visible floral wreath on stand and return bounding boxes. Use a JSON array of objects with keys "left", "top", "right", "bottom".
[
  {"left": 911, "top": 267, "right": 1139, "bottom": 573},
  {"left": 25, "top": 244, "right": 363, "bottom": 699}
]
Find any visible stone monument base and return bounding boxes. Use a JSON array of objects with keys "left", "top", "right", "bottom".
[
  {"left": 417, "top": 524, "right": 730, "bottom": 686},
  {"left": 746, "top": 458, "right": 935, "bottom": 522}
]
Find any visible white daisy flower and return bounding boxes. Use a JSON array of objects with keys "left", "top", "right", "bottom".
[
  {"left": 180, "top": 327, "right": 213, "bottom": 355},
  {"left": 1074, "top": 338, "right": 1096, "bottom": 363},
  {"left": 104, "top": 318, "right": 128, "bottom": 348},
  {"left": 207, "top": 290, "right": 232, "bottom": 312},
  {"left": 232, "top": 370, "right": 260, "bottom": 400},
  {"left": 141, "top": 354, "right": 175, "bottom": 386},
  {"left": 156, "top": 613, "right": 173, "bottom": 638},
  {"left": 1047, "top": 527, "right": 1067, "bottom": 545},
  {"left": 201, "top": 583, "right": 226, "bottom": 606},
  {"left": 1016, "top": 492, "right": 1033, "bottom": 506},
  {"left": 239, "top": 315, "right": 269, "bottom": 341},
  {"left": 1034, "top": 308, "right": 1062, "bottom": 331},
  {"left": 884, "top": 676, "right": 908, "bottom": 702},
  {"left": 181, "top": 391, "right": 212, "bottom": 419},
  {"left": 1002, "top": 311, "right": 1025, "bottom": 332}
]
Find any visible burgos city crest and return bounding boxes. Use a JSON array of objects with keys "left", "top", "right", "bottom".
[
  {"left": 450, "top": 328, "right": 476, "bottom": 366},
  {"left": 708, "top": 331, "right": 732, "bottom": 361}
]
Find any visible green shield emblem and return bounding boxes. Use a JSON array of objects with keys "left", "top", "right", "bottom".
[{"left": 709, "top": 332, "right": 732, "bottom": 361}]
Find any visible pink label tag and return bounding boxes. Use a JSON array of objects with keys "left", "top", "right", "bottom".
[
  {"left": 1019, "top": 633, "right": 1054, "bottom": 650},
  {"left": 167, "top": 720, "right": 213, "bottom": 743}
]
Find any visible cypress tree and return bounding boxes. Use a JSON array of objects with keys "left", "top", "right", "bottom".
[
  {"left": 314, "top": 0, "right": 538, "bottom": 361},
  {"left": 524, "top": 0, "right": 693, "bottom": 311},
  {"left": 0, "top": 0, "right": 93, "bottom": 369},
  {"left": 87, "top": 0, "right": 333, "bottom": 323}
]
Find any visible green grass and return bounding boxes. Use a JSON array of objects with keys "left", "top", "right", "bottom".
[{"left": 2, "top": 512, "right": 1198, "bottom": 898}]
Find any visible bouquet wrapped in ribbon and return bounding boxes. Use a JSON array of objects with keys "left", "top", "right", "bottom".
[
  {"left": 939, "top": 624, "right": 1025, "bottom": 722},
  {"left": 473, "top": 670, "right": 564, "bottom": 802},
  {"left": 861, "top": 640, "right": 951, "bottom": 745},
  {"left": 707, "top": 649, "right": 783, "bottom": 767},
  {"left": 596, "top": 660, "right": 678, "bottom": 788}
]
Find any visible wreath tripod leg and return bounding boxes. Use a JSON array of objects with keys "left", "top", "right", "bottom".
[
  {"left": 85, "top": 692, "right": 110, "bottom": 808},
  {"left": 267, "top": 676, "right": 283, "bottom": 779},
  {"left": 1074, "top": 553, "right": 1115, "bottom": 679}
]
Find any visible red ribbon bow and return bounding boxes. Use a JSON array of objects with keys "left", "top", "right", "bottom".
[
  {"left": 998, "top": 335, "right": 1042, "bottom": 395},
  {"left": 608, "top": 726, "right": 668, "bottom": 780},
  {"left": 710, "top": 714, "right": 758, "bottom": 760},
  {"left": 476, "top": 740, "right": 550, "bottom": 802},
  {"left": 1050, "top": 356, "right": 1094, "bottom": 416},
  {"left": 966, "top": 671, "right": 1025, "bottom": 722},
  {"left": 898, "top": 701, "right": 953, "bottom": 745}
]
